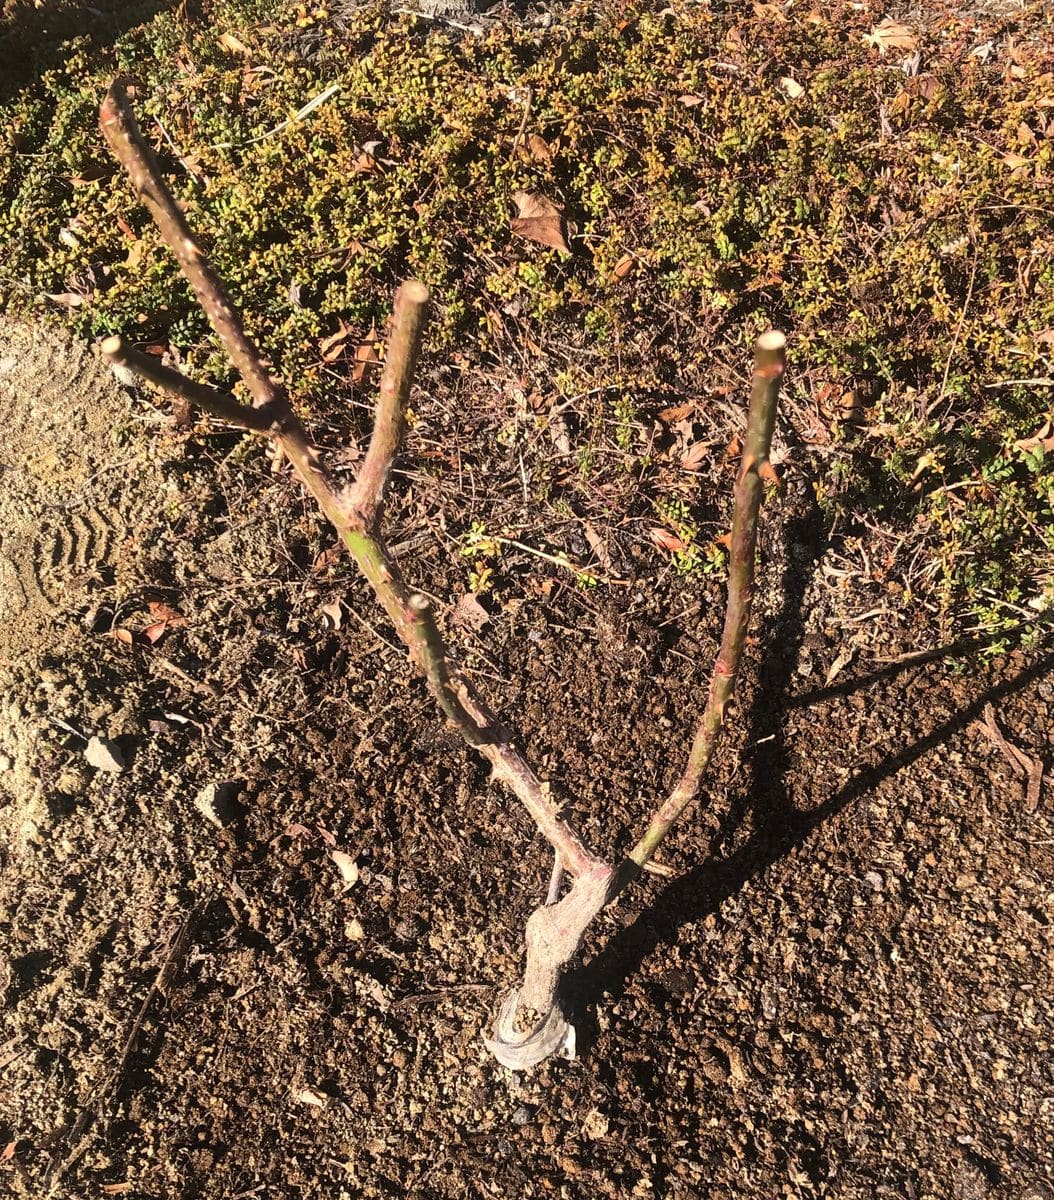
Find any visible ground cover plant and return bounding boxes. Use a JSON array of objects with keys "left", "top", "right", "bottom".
[{"left": 1, "top": 0, "right": 1053, "bottom": 644}]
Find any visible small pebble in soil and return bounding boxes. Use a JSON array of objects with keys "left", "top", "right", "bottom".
[
  {"left": 511, "top": 1105, "right": 532, "bottom": 1126},
  {"left": 84, "top": 735, "right": 125, "bottom": 773}
]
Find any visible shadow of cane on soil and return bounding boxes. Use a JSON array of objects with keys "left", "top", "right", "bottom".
[{"left": 563, "top": 616, "right": 1053, "bottom": 1060}]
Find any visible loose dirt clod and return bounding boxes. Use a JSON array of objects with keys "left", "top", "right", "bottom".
[{"left": 84, "top": 736, "right": 124, "bottom": 773}]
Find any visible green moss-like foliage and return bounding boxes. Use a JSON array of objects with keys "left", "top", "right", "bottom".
[{"left": 1, "top": 0, "right": 1052, "bottom": 642}]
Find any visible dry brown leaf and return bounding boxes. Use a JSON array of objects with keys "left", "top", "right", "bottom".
[
  {"left": 454, "top": 593, "right": 490, "bottom": 631},
  {"left": 907, "top": 73, "right": 941, "bottom": 101},
  {"left": 510, "top": 190, "right": 570, "bottom": 254},
  {"left": 1014, "top": 419, "right": 1054, "bottom": 455},
  {"left": 313, "top": 544, "right": 343, "bottom": 573},
  {"left": 217, "top": 32, "right": 250, "bottom": 54},
  {"left": 581, "top": 521, "right": 614, "bottom": 574},
  {"left": 759, "top": 460, "right": 781, "bottom": 486},
  {"left": 352, "top": 322, "right": 382, "bottom": 384},
  {"left": 527, "top": 133, "right": 552, "bottom": 163},
  {"left": 649, "top": 527, "right": 686, "bottom": 554},
  {"left": 147, "top": 599, "right": 187, "bottom": 626},
  {"left": 678, "top": 94, "right": 705, "bottom": 107},
  {"left": 140, "top": 620, "right": 168, "bottom": 645},
  {"left": 863, "top": 19, "right": 917, "bottom": 54},
  {"left": 44, "top": 292, "right": 86, "bottom": 309},
  {"left": 753, "top": 2, "right": 788, "bottom": 21},
  {"left": 1002, "top": 151, "right": 1032, "bottom": 174},
  {"left": 680, "top": 440, "right": 709, "bottom": 472},
  {"left": 715, "top": 532, "right": 733, "bottom": 551},
  {"left": 658, "top": 402, "right": 694, "bottom": 423},
  {"left": 319, "top": 320, "right": 352, "bottom": 362}
]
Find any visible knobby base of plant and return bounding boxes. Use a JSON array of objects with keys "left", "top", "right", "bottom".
[{"left": 97, "top": 80, "right": 786, "bottom": 1070}]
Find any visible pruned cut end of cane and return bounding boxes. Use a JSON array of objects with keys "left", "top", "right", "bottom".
[
  {"left": 399, "top": 279, "right": 430, "bottom": 306},
  {"left": 756, "top": 330, "right": 787, "bottom": 353}
]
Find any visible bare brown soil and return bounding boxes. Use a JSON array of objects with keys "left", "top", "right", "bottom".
[{"left": 0, "top": 320, "right": 1051, "bottom": 1199}]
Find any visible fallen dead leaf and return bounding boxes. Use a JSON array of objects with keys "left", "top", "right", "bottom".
[
  {"left": 330, "top": 850, "right": 359, "bottom": 890},
  {"left": 44, "top": 291, "right": 86, "bottom": 309},
  {"left": 753, "top": 1, "right": 788, "bottom": 20},
  {"left": 510, "top": 190, "right": 571, "bottom": 254},
  {"left": 100, "top": 1185, "right": 134, "bottom": 1195},
  {"left": 581, "top": 521, "right": 614, "bottom": 574},
  {"left": 353, "top": 322, "right": 381, "bottom": 384},
  {"left": 313, "top": 544, "right": 343, "bottom": 573},
  {"left": 527, "top": 133, "right": 552, "bottom": 163},
  {"left": 649, "top": 527, "right": 686, "bottom": 554},
  {"left": 780, "top": 76, "right": 805, "bottom": 100},
  {"left": 454, "top": 593, "right": 490, "bottom": 631},
  {"left": 863, "top": 18, "right": 917, "bottom": 54},
  {"left": 217, "top": 32, "right": 250, "bottom": 54},
  {"left": 140, "top": 620, "right": 168, "bottom": 645},
  {"left": 345, "top": 917, "right": 365, "bottom": 940},
  {"left": 319, "top": 320, "right": 352, "bottom": 363},
  {"left": 1015, "top": 419, "right": 1054, "bottom": 454},
  {"left": 351, "top": 146, "right": 378, "bottom": 173},
  {"left": 295, "top": 1088, "right": 330, "bottom": 1109},
  {"left": 680, "top": 440, "right": 709, "bottom": 472},
  {"left": 678, "top": 94, "right": 705, "bottom": 107},
  {"left": 825, "top": 647, "right": 854, "bottom": 685},
  {"left": 320, "top": 600, "right": 343, "bottom": 631},
  {"left": 658, "top": 401, "right": 695, "bottom": 423},
  {"left": 146, "top": 599, "right": 188, "bottom": 626}
]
